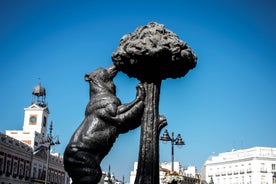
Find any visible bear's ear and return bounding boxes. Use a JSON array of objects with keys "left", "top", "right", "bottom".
[{"left": 85, "top": 74, "right": 90, "bottom": 81}]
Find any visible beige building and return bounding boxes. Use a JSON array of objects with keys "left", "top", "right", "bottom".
[{"left": 201, "top": 147, "right": 276, "bottom": 184}]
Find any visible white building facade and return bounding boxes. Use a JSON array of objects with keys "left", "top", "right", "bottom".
[
  {"left": 2, "top": 83, "right": 70, "bottom": 184},
  {"left": 130, "top": 161, "right": 200, "bottom": 184},
  {"left": 202, "top": 147, "right": 276, "bottom": 184}
]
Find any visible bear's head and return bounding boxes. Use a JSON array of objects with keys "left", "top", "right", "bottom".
[{"left": 85, "top": 65, "right": 118, "bottom": 95}]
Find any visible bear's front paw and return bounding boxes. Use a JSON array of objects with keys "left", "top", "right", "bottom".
[{"left": 136, "top": 83, "right": 145, "bottom": 101}]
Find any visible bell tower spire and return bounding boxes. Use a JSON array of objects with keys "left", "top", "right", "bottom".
[{"left": 31, "top": 82, "right": 47, "bottom": 107}]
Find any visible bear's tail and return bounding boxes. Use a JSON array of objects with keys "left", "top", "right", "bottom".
[{"left": 64, "top": 146, "right": 102, "bottom": 184}]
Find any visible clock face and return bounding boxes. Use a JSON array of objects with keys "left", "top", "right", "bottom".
[{"left": 29, "top": 115, "right": 37, "bottom": 124}]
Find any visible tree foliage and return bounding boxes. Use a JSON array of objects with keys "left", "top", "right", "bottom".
[{"left": 112, "top": 22, "right": 197, "bottom": 81}]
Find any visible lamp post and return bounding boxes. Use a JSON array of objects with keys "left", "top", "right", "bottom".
[
  {"left": 42, "top": 121, "right": 60, "bottom": 184},
  {"left": 160, "top": 129, "right": 185, "bottom": 172}
]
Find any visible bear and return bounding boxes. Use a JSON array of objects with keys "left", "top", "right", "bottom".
[{"left": 63, "top": 64, "right": 145, "bottom": 184}]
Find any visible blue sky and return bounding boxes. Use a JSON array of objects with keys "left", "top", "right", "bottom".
[{"left": 1, "top": 0, "right": 276, "bottom": 182}]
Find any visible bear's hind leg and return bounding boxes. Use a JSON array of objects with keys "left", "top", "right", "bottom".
[{"left": 64, "top": 148, "right": 102, "bottom": 184}]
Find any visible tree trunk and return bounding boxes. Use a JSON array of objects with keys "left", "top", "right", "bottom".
[{"left": 134, "top": 80, "right": 161, "bottom": 184}]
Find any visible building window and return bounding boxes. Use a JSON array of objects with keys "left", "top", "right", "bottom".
[
  {"left": 261, "top": 163, "right": 267, "bottom": 173},
  {"left": 228, "top": 165, "right": 232, "bottom": 175},
  {"left": 19, "top": 163, "right": 24, "bottom": 179},
  {"left": 33, "top": 167, "right": 37, "bottom": 178},
  {"left": 272, "top": 164, "right": 276, "bottom": 171},
  {"left": 234, "top": 165, "right": 238, "bottom": 175},
  {"left": 0, "top": 158, "right": 3, "bottom": 175},
  {"left": 25, "top": 164, "right": 30, "bottom": 180},
  {"left": 240, "top": 164, "right": 244, "bottom": 174},
  {"left": 241, "top": 176, "right": 244, "bottom": 184},
  {"left": 12, "top": 161, "right": 18, "bottom": 177},
  {"left": 38, "top": 168, "right": 42, "bottom": 179},
  {"left": 43, "top": 116, "right": 47, "bottom": 127},
  {"left": 61, "top": 173, "right": 65, "bottom": 183},
  {"left": 248, "top": 175, "right": 252, "bottom": 184},
  {"left": 6, "top": 160, "right": 11, "bottom": 176},
  {"left": 247, "top": 163, "right": 252, "bottom": 173},
  {"left": 261, "top": 175, "right": 266, "bottom": 184}
]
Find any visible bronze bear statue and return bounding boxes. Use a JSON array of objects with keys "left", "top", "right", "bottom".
[{"left": 64, "top": 64, "right": 145, "bottom": 184}]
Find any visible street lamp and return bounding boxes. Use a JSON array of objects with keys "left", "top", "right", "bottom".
[
  {"left": 160, "top": 129, "right": 185, "bottom": 172},
  {"left": 41, "top": 121, "right": 60, "bottom": 184}
]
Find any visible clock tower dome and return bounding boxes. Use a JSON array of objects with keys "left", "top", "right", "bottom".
[{"left": 22, "top": 83, "right": 49, "bottom": 137}]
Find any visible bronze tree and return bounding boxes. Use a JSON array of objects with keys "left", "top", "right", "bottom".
[{"left": 112, "top": 22, "right": 197, "bottom": 184}]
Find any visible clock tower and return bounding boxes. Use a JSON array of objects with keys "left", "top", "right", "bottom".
[
  {"left": 6, "top": 83, "right": 51, "bottom": 149},
  {"left": 23, "top": 83, "right": 49, "bottom": 137}
]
